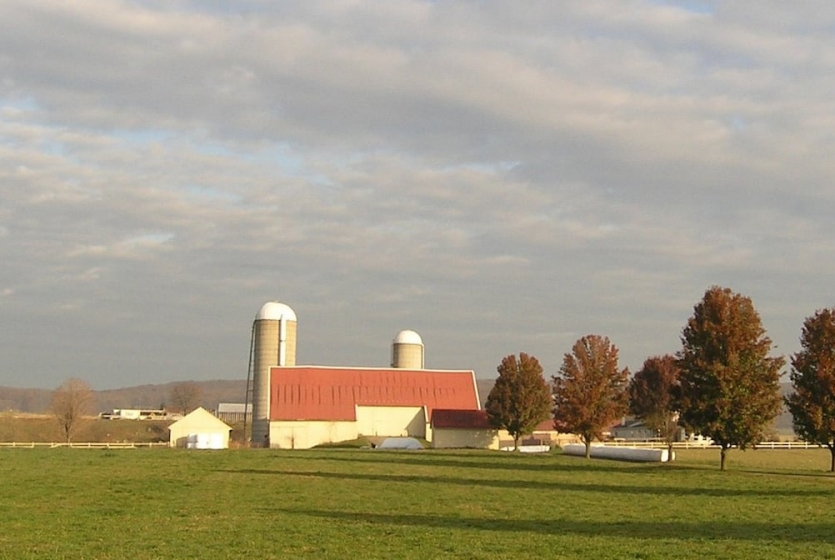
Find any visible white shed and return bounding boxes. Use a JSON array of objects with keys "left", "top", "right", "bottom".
[{"left": 168, "top": 407, "right": 232, "bottom": 449}]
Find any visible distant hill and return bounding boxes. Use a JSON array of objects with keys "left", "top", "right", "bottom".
[
  {"left": 476, "top": 378, "right": 494, "bottom": 409},
  {"left": 0, "top": 380, "right": 248, "bottom": 415},
  {"left": 0, "top": 387, "right": 52, "bottom": 414}
]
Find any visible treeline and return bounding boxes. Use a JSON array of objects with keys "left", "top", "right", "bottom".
[{"left": 485, "top": 285, "right": 835, "bottom": 471}]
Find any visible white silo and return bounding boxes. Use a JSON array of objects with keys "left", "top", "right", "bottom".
[
  {"left": 248, "top": 301, "right": 297, "bottom": 446},
  {"left": 391, "top": 329, "right": 424, "bottom": 369}
]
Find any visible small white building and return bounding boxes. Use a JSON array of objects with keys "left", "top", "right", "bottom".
[{"left": 168, "top": 407, "right": 232, "bottom": 449}]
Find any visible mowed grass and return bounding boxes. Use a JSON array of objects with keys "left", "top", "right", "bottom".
[{"left": 1, "top": 447, "right": 834, "bottom": 559}]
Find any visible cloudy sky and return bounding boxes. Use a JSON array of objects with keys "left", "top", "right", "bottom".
[{"left": 2, "top": 1, "right": 834, "bottom": 390}]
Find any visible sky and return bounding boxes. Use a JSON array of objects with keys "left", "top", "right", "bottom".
[{"left": 2, "top": 1, "right": 835, "bottom": 390}]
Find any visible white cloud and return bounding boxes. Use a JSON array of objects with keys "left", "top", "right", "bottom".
[{"left": 0, "top": 0, "right": 832, "bottom": 388}]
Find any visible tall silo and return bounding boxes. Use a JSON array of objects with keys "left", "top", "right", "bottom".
[
  {"left": 250, "top": 301, "right": 297, "bottom": 446},
  {"left": 391, "top": 329, "right": 424, "bottom": 369}
]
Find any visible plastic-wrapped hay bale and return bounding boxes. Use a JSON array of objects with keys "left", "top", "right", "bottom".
[{"left": 562, "top": 443, "right": 672, "bottom": 462}]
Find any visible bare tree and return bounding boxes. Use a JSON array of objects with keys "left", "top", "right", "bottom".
[
  {"left": 50, "top": 378, "right": 94, "bottom": 443},
  {"left": 169, "top": 382, "right": 202, "bottom": 415}
]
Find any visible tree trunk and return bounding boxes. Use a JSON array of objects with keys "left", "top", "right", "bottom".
[
  {"left": 514, "top": 434, "right": 520, "bottom": 452},
  {"left": 584, "top": 435, "right": 591, "bottom": 459},
  {"left": 720, "top": 446, "right": 728, "bottom": 471},
  {"left": 829, "top": 445, "right": 835, "bottom": 473},
  {"left": 667, "top": 442, "right": 674, "bottom": 462}
]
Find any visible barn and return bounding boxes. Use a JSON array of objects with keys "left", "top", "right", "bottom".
[
  {"left": 267, "top": 366, "right": 480, "bottom": 449},
  {"left": 247, "top": 301, "right": 487, "bottom": 449}
]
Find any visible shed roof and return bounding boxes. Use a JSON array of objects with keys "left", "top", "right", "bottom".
[
  {"left": 431, "top": 410, "right": 557, "bottom": 431},
  {"left": 270, "top": 366, "right": 480, "bottom": 421},
  {"left": 431, "top": 409, "right": 493, "bottom": 429},
  {"left": 217, "top": 403, "right": 252, "bottom": 414},
  {"left": 168, "top": 407, "right": 231, "bottom": 432}
]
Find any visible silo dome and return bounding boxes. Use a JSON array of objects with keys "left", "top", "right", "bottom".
[
  {"left": 391, "top": 329, "right": 424, "bottom": 369},
  {"left": 256, "top": 301, "right": 297, "bottom": 321},
  {"left": 393, "top": 329, "right": 423, "bottom": 345}
]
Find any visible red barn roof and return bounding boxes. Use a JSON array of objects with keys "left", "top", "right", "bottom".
[{"left": 269, "top": 366, "right": 480, "bottom": 421}]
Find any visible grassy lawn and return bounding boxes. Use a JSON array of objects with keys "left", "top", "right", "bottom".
[{"left": 1, "top": 447, "right": 834, "bottom": 559}]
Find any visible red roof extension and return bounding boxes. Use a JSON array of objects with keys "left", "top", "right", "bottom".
[
  {"left": 431, "top": 409, "right": 492, "bottom": 429},
  {"left": 270, "top": 366, "right": 480, "bottom": 421},
  {"left": 431, "top": 409, "right": 558, "bottom": 432}
]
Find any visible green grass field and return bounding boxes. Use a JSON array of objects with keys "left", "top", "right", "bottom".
[{"left": 1, "top": 447, "right": 834, "bottom": 559}]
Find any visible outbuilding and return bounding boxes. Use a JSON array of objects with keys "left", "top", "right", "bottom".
[{"left": 168, "top": 407, "right": 232, "bottom": 449}]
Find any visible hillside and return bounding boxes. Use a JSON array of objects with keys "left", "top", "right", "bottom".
[{"left": 0, "top": 380, "right": 247, "bottom": 415}]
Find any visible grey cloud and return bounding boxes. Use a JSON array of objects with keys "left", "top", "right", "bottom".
[{"left": 1, "top": 1, "right": 834, "bottom": 389}]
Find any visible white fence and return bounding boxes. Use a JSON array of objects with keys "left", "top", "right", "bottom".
[
  {"left": 0, "top": 442, "right": 170, "bottom": 449},
  {"left": 604, "top": 440, "right": 821, "bottom": 450}
]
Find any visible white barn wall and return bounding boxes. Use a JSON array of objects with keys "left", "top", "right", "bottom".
[
  {"left": 269, "top": 420, "right": 359, "bottom": 449},
  {"left": 355, "top": 406, "right": 426, "bottom": 438},
  {"left": 268, "top": 406, "right": 432, "bottom": 449}
]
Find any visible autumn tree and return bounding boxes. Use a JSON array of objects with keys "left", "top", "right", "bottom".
[
  {"left": 628, "top": 355, "right": 681, "bottom": 457},
  {"left": 678, "top": 286, "right": 784, "bottom": 470},
  {"left": 50, "top": 378, "right": 94, "bottom": 443},
  {"left": 485, "top": 353, "right": 552, "bottom": 451},
  {"left": 169, "top": 381, "right": 202, "bottom": 415},
  {"left": 786, "top": 308, "right": 835, "bottom": 472},
  {"left": 552, "top": 335, "right": 629, "bottom": 459}
]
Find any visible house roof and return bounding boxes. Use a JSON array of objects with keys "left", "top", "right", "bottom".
[
  {"left": 532, "top": 418, "right": 557, "bottom": 432},
  {"left": 431, "top": 409, "right": 493, "bottom": 429},
  {"left": 270, "top": 366, "right": 480, "bottom": 421}
]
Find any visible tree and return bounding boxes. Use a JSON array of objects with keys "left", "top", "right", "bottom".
[
  {"left": 485, "top": 353, "right": 552, "bottom": 451},
  {"left": 786, "top": 308, "right": 835, "bottom": 472},
  {"left": 50, "top": 378, "right": 94, "bottom": 443},
  {"left": 169, "top": 381, "right": 202, "bottom": 415},
  {"left": 552, "top": 335, "right": 629, "bottom": 459},
  {"left": 678, "top": 286, "right": 784, "bottom": 470},
  {"left": 628, "top": 355, "right": 681, "bottom": 457}
]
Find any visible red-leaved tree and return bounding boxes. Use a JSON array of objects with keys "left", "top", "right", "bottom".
[
  {"left": 678, "top": 286, "right": 784, "bottom": 470},
  {"left": 628, "top": 355, "right": 681, "bottom": 457},
  {"left": 553, "top": 335, "right": 629, "bottom": 459},
  {"left": 485, "top": 353, "right": 552, "bottom": 451},
  {"left": 786, "top": 308, "right": 835, "bottom": 472}
]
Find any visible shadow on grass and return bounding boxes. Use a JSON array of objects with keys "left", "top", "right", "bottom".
[
  {"left": 223, "top": 468, "right": 832, "bottom": 497},
  {"left": 257, "top": 506, "right": 835, "bottom": 544},
  {"left": 272, "top": 451, "right": 660, "bottom": 475},
  {"left": 274, "top": 449, "right": 835, "bottom": 478}
]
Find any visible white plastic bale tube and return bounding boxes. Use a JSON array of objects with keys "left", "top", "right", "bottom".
[{"left": 562, "top": 443, "right": 673, "bottom": 462}]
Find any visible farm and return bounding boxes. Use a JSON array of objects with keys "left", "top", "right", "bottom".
[{"left": 1, "top": 447, "right": 834, "bottom": 559}]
